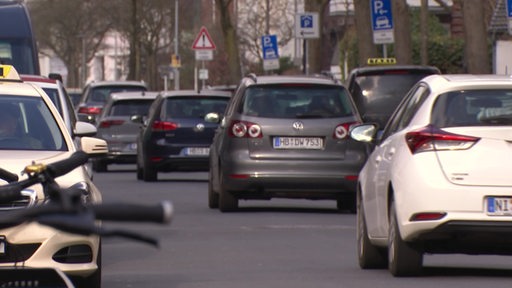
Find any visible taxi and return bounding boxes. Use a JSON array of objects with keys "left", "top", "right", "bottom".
[
  {"left": 346, "top": 58, "right": 440, "bottom": 129},
  {"left": 0, "top": 65, "right": 107, "bottom": 287}
]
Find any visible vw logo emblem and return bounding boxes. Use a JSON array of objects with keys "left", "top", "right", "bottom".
[
  {"left": 195, "top": 123, "right": 205, "bottom": 132},
  {"left": 292, "top": 121, "right": 304, "bottom": 131}
]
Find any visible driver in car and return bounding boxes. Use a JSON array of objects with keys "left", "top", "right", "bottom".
[{"left": 0, "top": 103, "right": 42, "bottom": 149}]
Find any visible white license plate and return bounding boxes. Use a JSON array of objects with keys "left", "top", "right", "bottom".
[
  {"left": 185, "top": 147, "right": 210, "bottom": 156},
  {"left": 273, "top": 137, "right": 323, "bottom": 149},
  {"left": 486, "top": 197, "right": 512, "bottom": 216}
]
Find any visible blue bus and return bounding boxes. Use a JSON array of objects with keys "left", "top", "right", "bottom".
[{"left": 0, "top": 0, "right": 39, "bottom": 75}]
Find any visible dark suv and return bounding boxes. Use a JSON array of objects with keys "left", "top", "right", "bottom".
[
  {"left": 208, "top": 74, "right": 368, "bottom": 212},
  {"left": 346, "top": 61, "right": 440, "bottom": 128}
]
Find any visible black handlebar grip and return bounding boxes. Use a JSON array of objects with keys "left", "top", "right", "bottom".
[
  {"left": 0, "top": 183, "right": 25, "bottom": 203},
  {"left": 0, "top": 167, "right": 18, "bottom": 183},
  {"left": 91, "top": 201, "right": 173, "bottom": 224},
  {"left": 46, "top": 151, "right": 89, "bottom": 178}
]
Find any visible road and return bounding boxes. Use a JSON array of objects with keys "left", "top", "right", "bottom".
[{"left": 95, "top": 165, "right": 512, "bottom": 288}]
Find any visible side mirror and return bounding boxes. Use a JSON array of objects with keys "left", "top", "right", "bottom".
[
  {"left": 131, "top": 114, "right": 144, "bottom": 124},
  {"left": 350, "top": 124, "right": 378, "bottom": 143},
  {"left": 74, "top": 121, "right": 97, "bottom": 137},
  {"left": 80, "top": 137, "right": 108, "bottom": 156},
  {"left": 204, "top": 112, "right": 221, "bottom": 123}
]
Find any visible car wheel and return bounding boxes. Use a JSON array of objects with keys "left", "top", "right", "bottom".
[
  {"left": 143, "top": 164, "right": 157, "bottom": 182},
  {"left": 208, "top": 168, "right": 219, "bottom": 209},
  {"left": 92, "top": 159, "right": 107, "bottom": 172},
  {"left": 73, "top": 242, "right": 101, "bottom": 288},
  {"left": 336, "top": 196, "right": 356, "bottom": 213},
  {"left": 357, "top": 196, "right": 387, "bottom": 269},
  {"left": 388, "top": 201, "right": 423, "bottom": 276},
  {"left": 219, "top": 174, "right": 237, "bottom": 212},
  {"left": 136, "top": 161, "right": 143, "bottom": 180}
]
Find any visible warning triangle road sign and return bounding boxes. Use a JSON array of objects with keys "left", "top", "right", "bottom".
[{"left": 191, "top": 26, "right": 216, "bottom": 50}]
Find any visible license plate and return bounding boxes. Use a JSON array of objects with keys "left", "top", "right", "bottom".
[
  {"left": 273, "top": 137, "right": 323, "bottom": 149},
  {"left": 185, "top": 147, "right": 210, "bottom": 156},
  {"left": 486, "top": 197, "right": 512, "bottom": 216}
]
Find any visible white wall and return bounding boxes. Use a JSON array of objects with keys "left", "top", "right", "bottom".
[{"left": 494, "top": 40, "right": 512, "bottom": 75}]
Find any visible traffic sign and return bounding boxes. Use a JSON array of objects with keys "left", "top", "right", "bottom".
[
  {"left": 192, "top": 26, "right": 216, "bottom": 50},
  {"left": 370, "top": 0, "right": 394, "bottom": 44},
  {"left": 507, "top": 0, "right": 512, "bottom": 35},
  {"left": 261, "top": 35, "right": 279, "bottom": 60},
  {"left": 295, "top": 13, "right": 319, "bottom": 39}
]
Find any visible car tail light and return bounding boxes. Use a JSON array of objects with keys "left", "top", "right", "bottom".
[
  {"left": 405, "top": 125, "right": 480, "bottom": 154},
  {"left": 410, "top": 212, "right": 446, "bottom": 221},
  {"left": 152, "top": 120, "right": 179, "bottom": 131},
  {"left": 99, "top": 119, "right": 125, "bottom": 128},
  {"left": 229, "top": 120, "right": 262, "bottom": 138},
  {"left": 78, "top": 106, "right": 102, "bottom": 115},
  {"left": 333, "top": 121, "right": 360, "bottom": 139}
]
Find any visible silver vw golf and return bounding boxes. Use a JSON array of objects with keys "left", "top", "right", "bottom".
[{"left": 208, "top": 74, "right": 368, "bottom": 212}]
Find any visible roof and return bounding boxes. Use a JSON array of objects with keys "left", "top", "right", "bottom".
[
  {"left": 348, "top": 65, "right": 441, "bottom": 76},
  {"left": 244, "top": 74, "right": 341, "bottom": 86},
  {"left": 421, "top": 74, "right": 512, "bottom": 92},
  {"left": 21, "top": 74, "right": 57, "bottom": 85},
  {"left": 108, "top": 91, "right": 159, "bottom": 101},
  {"left": 161, "top": 89, "right": 232, "bottom": 98},
  {"left": 85, "top": 80, "right": 147, "bottom": 88}
]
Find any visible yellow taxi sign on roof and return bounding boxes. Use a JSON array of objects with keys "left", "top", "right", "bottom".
[
  {"left": 367, "top": 58, "right": 397, "bottom": 66},
  {"left": 0, "top": 64, "right": 21, "bottom": 81}
]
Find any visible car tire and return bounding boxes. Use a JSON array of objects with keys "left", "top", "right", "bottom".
[
  {"left": 219, "top": 174, "right": 237, "bottom": 212},
  {"left": 92, "top": 159, "right": 107, "bottom": 172},
  {"left": 208, "top": 168, "right": 219, "bottom": 209},
  {"left": 357, "top": 196, "right": 387, "bottom": 269},
  {"left": 143, "top": 165, "right": 157, "bottom": 182},
  {"left": 388, "top": 201, "right": 423, "bottom": 276},
  {"left": 136, "top": 161, "right": 143, "bottom": 180},
  {"left": 73, "top": 242, "right": 102, "bottom": 288},
  {"left": 336, "top": 196, "right": 356, "bottom": 214}
]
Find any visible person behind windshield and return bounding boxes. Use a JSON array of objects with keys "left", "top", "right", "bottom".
[{"left": 0, "top": 103, "right": 42, "bottom": 149}]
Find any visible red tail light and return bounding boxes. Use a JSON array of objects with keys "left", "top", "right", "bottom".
[
  {"left": 410, "top": 212, "right": 446, "bottom": 221},
  {"left": 152, "top": 120, "right": 178, "bottom": 131},
  {"left": 334, "top": 121, "right": 360, "bottom": 139},
  {"left": 229, "top": 120, "right": 262, "bottom": 138},
  {"left": 78, "top": 106, "right": 102, "bottom": 115},
  {"left": 99, "top": 119, "right": 125, "bottom": 128},
  {"left": 405, "top": 125, "right": 480, "bottom": 154}
]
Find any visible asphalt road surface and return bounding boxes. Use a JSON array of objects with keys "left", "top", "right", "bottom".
[{"left": 96, "top": 165, "right": 512, "bottom": 288}]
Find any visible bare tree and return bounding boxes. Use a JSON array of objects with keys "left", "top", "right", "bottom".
[
  {"left": 28, "top": 0, "right": 114, "bottom": 87},
  {"left": 215, "top": 0, "right": 242, "bottom": 84},
  {"left": 461, "top": 0, "right": 491, "bottom": 73}
]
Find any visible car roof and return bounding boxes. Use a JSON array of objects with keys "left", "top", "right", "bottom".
[
  {"left": 108, "top": 91, "right": 159, "bottom": 101},
  {"left": 245, "top": 74, "right": 342, "bottom": 86},
  {"left": 20, "top": 74, "right": 58, "bottom": 85},
  {"left": 421, "top": 74, "right": 512, "bottom": 92},
  {"left": 161, "top": 89, "right": 232, "bottom": 98},
  {"left": 85, "top": 80, "right": 147, "bottom": 88}
]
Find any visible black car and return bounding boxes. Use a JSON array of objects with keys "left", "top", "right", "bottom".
[
  {"left": 346, "top": 59, "right": 440, "bottom": 128},
  {"left": 136, "top": 89, "right": 231, "bottom": 181}
]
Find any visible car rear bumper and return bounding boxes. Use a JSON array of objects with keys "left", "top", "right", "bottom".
[{"left": 150, "top": 156, "right": 210, "bottom": 172}]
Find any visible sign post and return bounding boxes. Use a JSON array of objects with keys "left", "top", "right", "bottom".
[
  {"left": 261, "top": 35, "right": 279, "bottom": 71},
  {"left": 370, "top": 0, "right": 394, "bottom": 57},
  {"left": 191, "top": 26, "right": 216, "bottom": 90},
  {"left": 295, "top": 12, "right": 319, "bottom": 75}
]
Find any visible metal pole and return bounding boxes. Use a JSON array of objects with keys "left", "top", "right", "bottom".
[
  {"left": 174, "top": 0, "right": 180, "bottom": 90},
  {"left": 82, "top": 36, "right": 86, "bottom": 87}
]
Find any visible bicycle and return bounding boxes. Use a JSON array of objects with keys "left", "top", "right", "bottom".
[{"left": 0, "top": 150, "right": 173, "bottom": 287}]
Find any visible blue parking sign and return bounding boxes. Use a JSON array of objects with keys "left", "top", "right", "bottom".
[
  {"left": 371, "top": 0, "right": 393, "bottom": 31},
  {"left": 300, "top": 15, "right": 313, "bottom": 28},
  {"left": 261, "top": 35, "right": 279, "bottom": 60}
]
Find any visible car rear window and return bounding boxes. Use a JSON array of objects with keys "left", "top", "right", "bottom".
[
  {"left": 109, "top": 99, "right": 154, "bottom": 116},
  {"left": 431, "top": 89, "right": 512, "bottom": 127},
  {"left": 163, "top": 96, "right": 229, "bottom": 119},
  {"left": 240, "top": 84, "right": 354, "bottom": 119},
  {"left": 352, "top": 71, "right": 435, "bottom": 126},
  {"left": 87, "top": 85, "right": 147, "bottom": 104}
]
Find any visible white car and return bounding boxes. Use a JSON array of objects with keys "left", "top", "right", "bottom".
[
  {"left": 350, "top": 74, "right": 512, "bottom": 276},
  {"left": 0, "top": 65, "right": 107, "bottom": 287}
]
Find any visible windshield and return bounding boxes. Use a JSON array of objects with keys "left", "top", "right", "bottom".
[
  {"left": 352, "top": 72, "right": 432, "bottom": 126},
  {"left": 431, "top": 90, "right": 512, "bottom": 127},
  {"left": 163, "top": 97, "right": 229, "bottom": 119},
  {"left": 109, "top": 99, "right": 154, "bottom": 117},
  {"left": 0, "top": 96, "right": 67, "bottom": 151},
  {"left": 87, "top": 85, "right": 147, "bottom": 104},
  {"left": 0, "top": 39, "right": 37, "bottom": 75},
  {"left": 42, "top": 87, "right": 62, "bottom": 115},
  {"left": 240, "top": 84, "right": 354, "bottom": 119}
]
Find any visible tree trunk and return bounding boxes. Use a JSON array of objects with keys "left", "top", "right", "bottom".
[
  {"left": 304, "top": 0, "right": 330, "bottom": 74},
  {"left": 216, "top": 0, "right": 242, "bottom": 84},
  {"left": 461, "top": 0, "right": 490, "bottom": 73},
  {"left": 392, "top": 0, "right": 412, "bottom": 64},
  {"left": 354, "top": 0, "right": 378, "bottom": 65}
]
